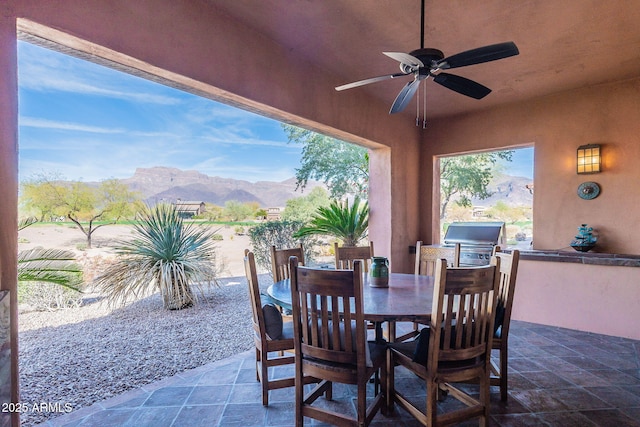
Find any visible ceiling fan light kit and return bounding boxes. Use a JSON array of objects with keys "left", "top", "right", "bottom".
[{"left": 335, "top": 0, "right": 519, "bottom": 123}]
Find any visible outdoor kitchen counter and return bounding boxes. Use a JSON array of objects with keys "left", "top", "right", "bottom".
[
  {"left": 507, "top": 249, "right": 640, "bottom": 268},
  {"left": 408, "top": 246, "right": 640, "bottom": 267}
]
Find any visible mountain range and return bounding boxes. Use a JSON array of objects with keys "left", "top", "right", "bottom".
[
  {"left": 115, "top": 166, "right": 532, "bottom": 209},
  {"left": 469, "top": 174, "right": 534, "bottom": 207},
  {"left": 120, "top": 166, "right": 322, "bottom": 207}
]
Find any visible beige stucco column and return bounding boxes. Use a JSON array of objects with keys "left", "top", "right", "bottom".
[{"left": 0, "top": 11, "right": 20, "bottom": 426}]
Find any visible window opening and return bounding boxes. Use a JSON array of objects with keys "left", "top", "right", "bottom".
[{"left": 438, "top": 146, "right": 534, "bottom": 249}]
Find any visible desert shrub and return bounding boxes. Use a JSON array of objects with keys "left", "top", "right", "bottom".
[
  {"left": 19, "top": 281, "right": 84, "bottom": 311},
  {"left": 76, "top": 253, "right": 116, "bottom": 285},
  {"left": 212, "top": 233, "right": 224, "bottom": 241},
  {"left": 248, "top": 220, "right": 319, "bottom": 275},
  {"left": 234, "top": 225, "right": 245, "bottom": 235},
  {"left": 505, "top": 224, "right": 522, "bottom": 241}
]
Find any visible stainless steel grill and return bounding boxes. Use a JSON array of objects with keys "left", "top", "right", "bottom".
[{"left": 443, "top": 222, "right": 505, "bottom": 266}]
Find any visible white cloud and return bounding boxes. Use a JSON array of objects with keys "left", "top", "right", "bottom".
[
  {"left": 21, "top": 117, "right": 123, "bottom": 134},
  {"left": 20, "top": 117, "right": 182, "bottom": 140},
  {"left": 19, "top": 43, "right": 181, "bottom": 105},
  {"left": 200, "top": 133, "right": 291, "bottom": 148}
]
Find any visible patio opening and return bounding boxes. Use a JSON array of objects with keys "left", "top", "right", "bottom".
[{"left": 16, "top": 30, "right": 373, "bottom": 426}]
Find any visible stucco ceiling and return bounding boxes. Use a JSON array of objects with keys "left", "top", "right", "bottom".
[{"left": 211, "top": 0, "right": 640, "bottom": 119}]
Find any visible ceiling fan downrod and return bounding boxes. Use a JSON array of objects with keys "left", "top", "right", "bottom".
[{"left": 420, "top": 0, "right": 425, "bottom": 50}]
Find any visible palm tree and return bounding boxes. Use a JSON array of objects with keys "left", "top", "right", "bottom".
[
  {"left": 18, "top": 217, "right": 83, "bottom": 292},
  {"left": 294, "top": 197, "right": 369, "bottom": 246},
  {"left": 94, "top": 203, "right": 221, "bottom": 310}
]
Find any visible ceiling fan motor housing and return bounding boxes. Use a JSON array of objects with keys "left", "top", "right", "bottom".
[{"left": 400, "top": 48, "right": 445, "bottom": 73}]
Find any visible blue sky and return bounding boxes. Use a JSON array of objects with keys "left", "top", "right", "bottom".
[{"left": 17, "top": 41, "right": 533, "bottom": 183}]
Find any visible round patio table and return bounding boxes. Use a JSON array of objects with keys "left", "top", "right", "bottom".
[{"left": 267, "top": 272, "right": 435, "bottom": 342}]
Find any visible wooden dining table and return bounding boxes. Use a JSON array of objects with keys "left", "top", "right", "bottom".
[{"left": 267, "top": 272, "right": 435, "bottom": 342}]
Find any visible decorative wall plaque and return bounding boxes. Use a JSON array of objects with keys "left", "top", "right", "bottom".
[{"left": 577, "top": 181, "right": 600, "bottom": 200}]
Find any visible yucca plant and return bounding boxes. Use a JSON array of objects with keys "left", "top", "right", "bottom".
[
  {"left": 94, "top": 203, "right": 221, "bottom": 310},
  {"left": 294, "top": 197, "right": 369, "bottom": 246}
]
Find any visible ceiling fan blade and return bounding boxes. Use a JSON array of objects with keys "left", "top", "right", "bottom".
[
  {"left": 437, "top": 41, "right": 519, "bottom": 69},
  {"left": 383, "top": 52, "right": 424, "bottom": 68},
  {"left": 433, "top": 73, "right": 491, "bottom": 99},
  {"left": 335, "top": 72, "right": 410, "bottom": 91},
  {"left": 389, "top": 79, "right": 421, "bottom": 114}
]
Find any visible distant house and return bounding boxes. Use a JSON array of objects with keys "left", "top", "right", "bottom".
[
  {"left": 472, "top": 206, "right": 487, "bottom": 218},
  {"left": 266, "top": 207, "right": 283, "bottom": 221},
  {"left": 175, "top": 200, "right": 206, "bottom": 218}
]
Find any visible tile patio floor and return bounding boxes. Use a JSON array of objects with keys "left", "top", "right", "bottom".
[{"left": 39, "top": 320, "right": 640, "bottom": 426}]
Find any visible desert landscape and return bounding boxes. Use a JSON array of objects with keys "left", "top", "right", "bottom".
[
  {"left": 16, "top": 223, "right": 262, "bottom": 426},
  {"left": 18, "top": 222, "right": 253, "bottom": 279}
]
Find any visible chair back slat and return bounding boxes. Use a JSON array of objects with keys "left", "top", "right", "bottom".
[
  {"left": 334, "top": 242, "right": 374, "bottom": 272},
  {"left": 270, "top": 244, "right": 304, "bottom": 282},
  {"left": 415, "top": 241, "right": 460, "bottom": 276}
]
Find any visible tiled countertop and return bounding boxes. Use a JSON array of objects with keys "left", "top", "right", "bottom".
[
  {"left": 408, "top": 245, "right": 640, "bottom": 267},
  {"left": 509, "top": 249, "right": 640, "bottom": 268}
]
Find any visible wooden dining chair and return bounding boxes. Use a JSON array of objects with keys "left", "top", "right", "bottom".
[
  {"left": 244, "top": 249, "right": 315, "bottom": 405},
  {"left": 334, "top": 241, "right": 378, "bottom": 337},
  {"left": 289, "top": 257, "right": 387, "bottom": 427},
  {"left": 334, "top": 241, "right": 374, "bottom": 272},
  {"left": 414, "top": 241, "right": 460, "bottom": 275},
  {"left": 270, "top": 244, "right": 304, "bottom": 282},
  {"left": 388, "top": 258, "right": 500, "bottom": 427},
  {"left": 491, "top": 249, "right": 520, "bottom": 401},
  {"left": 395, "top": 241, "right": 462, "bottom": 343}
]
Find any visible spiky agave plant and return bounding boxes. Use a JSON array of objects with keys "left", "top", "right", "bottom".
[
  {"left": 294, "top": 197, "right": 369, "bottom": 246},
  {"left": 94, "top": 203, "right": 221, "bottom": 310}
]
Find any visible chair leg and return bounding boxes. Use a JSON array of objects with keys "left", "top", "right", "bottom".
[
  {"left": 479, "top": 372, "right": 490, "bottom": 427},
  {"left": 500, "top": 344, "right": 508, "bottom": 401},
  {"left": 426, "top": 380, "right": 438, "bottom": 427},
  {"left": 252, "top": 348, "right": 257, "bottom": 382},
  {"left": 381, "top": 360, "right": 389, "bottom": 416},
  {"left": 261, "top": 351, "right": 269, "bottom": 406},
  {"left": 295, "top": 366, "right": 304, "bottom": 427},
  {"left": 386, "top": 350, "right": 394, "bottom": 413},
  {"left": 357, "top": 380, "right": 367, "bottom": 427}
]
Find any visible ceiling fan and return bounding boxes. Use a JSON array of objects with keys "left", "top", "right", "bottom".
[{"left": 335, "top": 0, "right": 519, "bottom": 115}]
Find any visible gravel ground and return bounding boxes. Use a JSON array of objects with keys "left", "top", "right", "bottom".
[{"left": 18, "top": 274, "right": 272, "bottom": 426}]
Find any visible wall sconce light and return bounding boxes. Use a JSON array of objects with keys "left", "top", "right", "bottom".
[{"left": 577, "top": 144, "right": 601, "bottom": 174}]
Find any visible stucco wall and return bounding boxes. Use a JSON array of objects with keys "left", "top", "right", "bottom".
[
  {"left": 422, "top": 78, "right": 640, "bottom": 339},
  {"left": 0, "top": 11, "right": 19, "bottom": 426},
  {"left": 512, "top": 260, "right": 640, "bottom": 340},
  {"left": 422, "top": 78, "right": 640, "bottom": 255}
]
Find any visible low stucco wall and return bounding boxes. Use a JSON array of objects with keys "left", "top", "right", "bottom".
[{"left": 511, "top": 260, "right": 640, "bottom": 340}]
